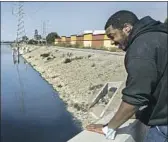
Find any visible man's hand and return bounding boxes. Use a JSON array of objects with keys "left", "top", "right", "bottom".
[
  {"left": 86, "top": 101, "right": 138, "bottom": 132},
  {"left": 86, "top": 101, "right": 138, "bottom": 140},
  {"left": 86, "top": 124, "right": 116, "bottom": 140},
  {"left": 86, "top": 124, "right": 104, "bottom": 135}
]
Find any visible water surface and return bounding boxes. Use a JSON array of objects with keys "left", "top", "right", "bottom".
[{"left": 1, "top": 44, "right": 81, "bottom": 142}]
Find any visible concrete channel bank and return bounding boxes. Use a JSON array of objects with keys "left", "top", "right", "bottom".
[{"left": 19, "top": 44, "right": 149, "bottom": 141}]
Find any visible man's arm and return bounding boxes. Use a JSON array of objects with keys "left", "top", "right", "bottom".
[
  {"left": 86, "top": 101, "right": 138, "bottom": 139},
  {"left": 86, "top": 36, "right": 157, "bottom": 137},
  {"left": 107, "top": 101, "right": 138, "bottom": 129}
]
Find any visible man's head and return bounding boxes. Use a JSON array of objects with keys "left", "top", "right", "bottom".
[{"left": 105, "top": 10, "right": 139, "bottom": 50}]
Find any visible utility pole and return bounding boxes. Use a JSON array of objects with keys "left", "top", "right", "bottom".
[
  {"left": 42, "top": 21, "right": 46, "bottom": 38},
  {"left": 13, "top": 2, "right": 26, "bottom": 62},
  {"left": 12, "top": 2, "right": 26, "bottom": 113},
  {"left": 42, "top": 20, "right": 48, "bottom": 46}
]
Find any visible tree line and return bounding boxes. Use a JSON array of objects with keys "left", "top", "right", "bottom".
[{"left": 21, "top": 29, "right": 60, "bottom": 45}]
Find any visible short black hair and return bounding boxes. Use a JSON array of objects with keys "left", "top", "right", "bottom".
[{"left": 105, "top": 10, "right": 139, "bottom": 30}]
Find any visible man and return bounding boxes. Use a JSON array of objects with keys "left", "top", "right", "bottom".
[{"left": 86, "top": 10, "right": 168, "bottom": 141}]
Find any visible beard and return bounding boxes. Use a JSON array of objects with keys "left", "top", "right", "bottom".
[{"left": 118, "top": 32, "right": 128, "bottom": 50}]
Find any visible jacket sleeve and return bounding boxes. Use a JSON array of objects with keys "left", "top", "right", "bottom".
[{"left": 122, "top": 36, "right": 158, "bottom": 106}]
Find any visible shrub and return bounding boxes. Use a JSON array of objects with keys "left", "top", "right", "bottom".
[
  {"left": 55, "top": 42, "right": 72, "bottom": 47},
  {"left": 72, "top": 43, "right": 83, "bottom": 48},
  {"left": 109, "top": 47, "right": 117, "bottom": 52},
  {"left": 28, "top": 39, "right": 38, "bottom": 45},
  {"left": 63, "top": 58, "right": 72, "bottom": 63},
  {"left": 40, "top": 53, "right": 50, "bottom": 58},
  {"left": 65, "top": 43, "right": 72, "bottom": 47},
  {"left": 46, "top": 32, "right": 60, "bottom": 44},
  {"left": 98, "top": 46, "right": 106, "bottom": 50}
]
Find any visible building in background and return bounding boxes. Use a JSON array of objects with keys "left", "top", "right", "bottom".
[{"left": 55, "top": 30, "right": 118, "bottom": 49}]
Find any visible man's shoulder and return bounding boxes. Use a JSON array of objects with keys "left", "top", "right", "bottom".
[
  {"left": 136, "top": 31, "right": 166, "bottom": 41},
  {"left": 126, "top": 32, "right": 166, "bottom": 59},
  {"left": 131, "top": 31, "right": 167, "bottom": 47}
]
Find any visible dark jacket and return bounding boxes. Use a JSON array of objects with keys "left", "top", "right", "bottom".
[{"left": 122, "top": 16, "right": 168, "bottom": 126}]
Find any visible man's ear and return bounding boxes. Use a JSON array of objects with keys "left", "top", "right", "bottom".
[{"left": 122, "top": 23, "right": 132, "bottom": 35}]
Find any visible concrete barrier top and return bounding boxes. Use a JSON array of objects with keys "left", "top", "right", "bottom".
[{"left": 68, "top": 111, "right": 149, "bottom": 142}]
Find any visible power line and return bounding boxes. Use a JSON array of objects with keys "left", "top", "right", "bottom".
[
  {"left": 42, "top": 20, "right": 49, "bottom": 38},
  {"left": 41, "top": 20, "right": 48, "bottom": 46},
  {"left": 16, "top": 2, "right": 26, "bottom": 43},
  {"left": 42, "top": 21, "right": 46, "bottom": 38},
  {"left": 12, "top": 2, "right": 27, "bottom": 60}
]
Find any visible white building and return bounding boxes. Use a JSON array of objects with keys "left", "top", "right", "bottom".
[
  {"left": 82, "top": 30, "right": 105, "bottom": 35},
  {"left": 93, "top": 30, "right": 105, "bottom": 35}
]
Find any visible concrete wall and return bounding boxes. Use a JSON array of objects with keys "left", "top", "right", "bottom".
[
  {"left": 103, "top": 35, "right": 113, "bottom": 48},
  {"left": 76, "top": 35, "right": 84, "bottom": 46},
  {"left": 55, "top": 39, "right": 59, "bottom": 44},
  {"left": 68, "top": 112, "right": 149, "bottom": 142},
  {"left": 71, "top": 35, "right": 77, "bottom": 45},
  {"left": 55, "top": 38, "right": 61, "bottom": 44},
  {"left": 58, "top": 38, "right": 61, "bottom": 43},
  {"left": 68, "top": 80, "right": 149, "bottom": 142},
  {"left": 66, "top": 37, "right": 71, "bottom": 44},
  {"left": 83, "top": 33, "right": 92, "bottom": 47},
  {"left": 92, "top": 34, "right": 104, "bottom": 48},
  {"left": 61, "top": 36, "right": 66, "bottom": 43}
]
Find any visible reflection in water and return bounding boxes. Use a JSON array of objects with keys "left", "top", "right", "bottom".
[
  {"left": 16, "top": 64, "right": 26, "bottom": 113},
  {"left": 12, "top": 47, "right": 20, "bottom": 64},
  {"left": 12, "top": 48, "right": 18, "bottom": 64},
  {"left": 12, "top": 47, "right": 26, "bottom": 113}
]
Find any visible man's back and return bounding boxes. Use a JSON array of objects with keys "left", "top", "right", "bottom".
[
  {"left": 148, "top": 32, "right": 167, "bottom": 125},
  {"left": 122, "top": 18, "right": 167, "bottom": 126}
]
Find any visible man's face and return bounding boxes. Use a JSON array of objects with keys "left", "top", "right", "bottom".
[{"left": 105, "top": 25, "right": 129, "bottom": 50}]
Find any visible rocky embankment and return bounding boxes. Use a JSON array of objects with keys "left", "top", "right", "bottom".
[{"left": 21, "top": 45, "right": 127, "bottom": 128}]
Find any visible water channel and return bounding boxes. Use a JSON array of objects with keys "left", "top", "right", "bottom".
[{"left": 1, "top": 44, "right": 81, "bottom": 142}]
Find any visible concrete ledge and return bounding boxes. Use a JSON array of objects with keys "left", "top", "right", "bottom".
[{"left": 68, "top": 112, "right": 149, "bottom": 142}]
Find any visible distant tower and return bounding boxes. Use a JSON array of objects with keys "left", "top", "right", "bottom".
[{"left": 34, "top": 29, "right": 38, "bottom": 40}]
